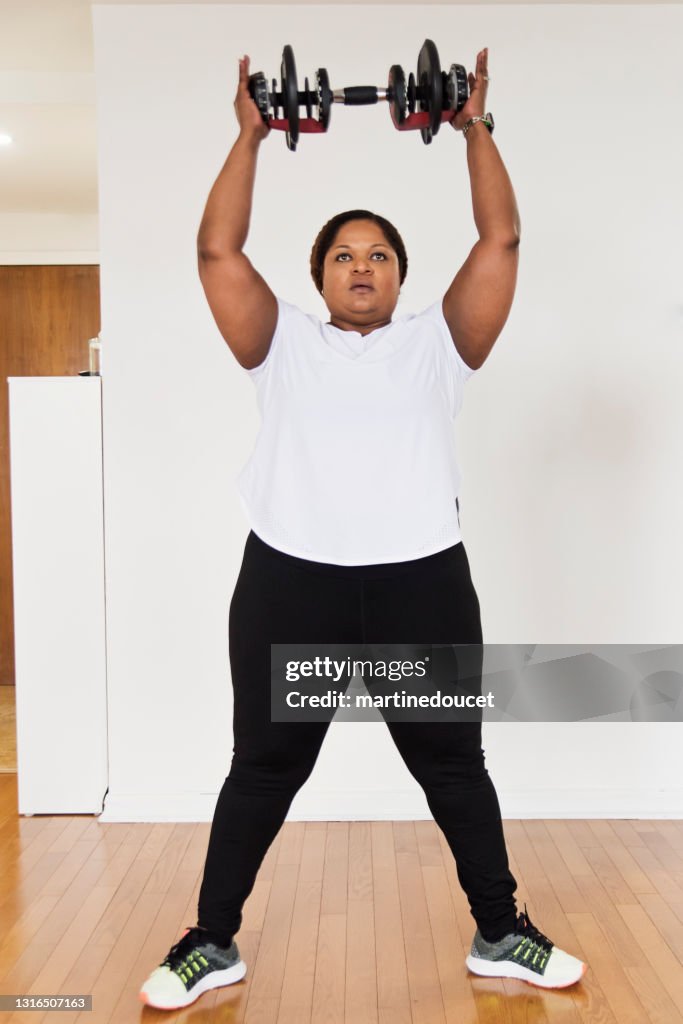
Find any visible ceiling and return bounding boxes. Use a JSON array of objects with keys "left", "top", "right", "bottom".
[{"left": 0, "top": 0, "right": 678, "bottom": 214}]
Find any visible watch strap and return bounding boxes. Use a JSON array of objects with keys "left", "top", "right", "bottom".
[{"left": 462, "top": 113, "right": 494, "bottom": 136}]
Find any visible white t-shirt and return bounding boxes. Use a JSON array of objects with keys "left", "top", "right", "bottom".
[{"left": 236, "top": 296, "right": 478, "bottom": 565}]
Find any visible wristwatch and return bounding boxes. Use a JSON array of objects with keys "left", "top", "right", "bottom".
[{"left": 462, "top": 113, "right": 495, "bottom": 137}]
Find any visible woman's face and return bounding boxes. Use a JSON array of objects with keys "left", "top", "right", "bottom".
[{"left": 321, "top": 219, "right": 401, "bottom": 333}]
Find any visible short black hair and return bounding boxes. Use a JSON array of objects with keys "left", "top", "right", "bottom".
[{"left": 310, "top": 209, "right": 408, "bottom": 296}]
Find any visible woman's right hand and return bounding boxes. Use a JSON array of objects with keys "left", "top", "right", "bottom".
[{"left": 235, "top": 55, "right": 270, "bottom": 143}]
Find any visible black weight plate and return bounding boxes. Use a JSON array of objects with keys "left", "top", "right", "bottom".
[
  {"left": 407, "top": 71, "right": 417, "bottom": 115},
  {"left": 303, "top": 77, "right": 313, "bottom": 119},
  {"left": 248, "top": 72, "right": 269, "bottom": 122},
  {"left": 317, "top": 68, "right": 332, "bottom": 131},
  {"left": 447, "top": 63, "right": 469, "bottom": 113},
  {"left": 441, "top": 71, "right": 449, "bottom": 111},
  {"left": 271, "top": 77, "right": 279, "bottom": 119},
  {"left": 281, "top": 44, "right": 299, "bottom": 151},
  {"left": 417, "top": 38, "right": 442, "bottom": 143},
  {"left": 388, "top": 64, "right": 407, "bottom": 125}
]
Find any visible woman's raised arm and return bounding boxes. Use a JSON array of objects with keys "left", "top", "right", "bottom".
[
  {"left": 197, "top": 56, "right": 278, "bottom": 370},
  {"left": 443, "top": 48, "right": 521, "bottom": 371}
]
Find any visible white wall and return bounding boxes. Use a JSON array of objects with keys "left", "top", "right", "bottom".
[
  {"left": 92, "top": 4, "right": 683, "bottom": 822},
  {"left": 0, "top": 212, "right": 98, "bottom": 263}
]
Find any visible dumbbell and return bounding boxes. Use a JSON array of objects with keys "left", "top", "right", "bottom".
[{"left": 247, "top": 39, "right": 469, "bottom": 151}]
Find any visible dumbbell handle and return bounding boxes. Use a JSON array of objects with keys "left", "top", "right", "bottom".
[{"left": 332, "top": 86, "right": 390, "bottom": 105}]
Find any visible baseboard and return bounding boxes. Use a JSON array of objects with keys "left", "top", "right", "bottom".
[{"left": 97, "top": 787, "right": 683, "bottom": 822}]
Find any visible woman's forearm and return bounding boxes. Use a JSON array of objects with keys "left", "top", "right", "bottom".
[
  {"left": 464, "top": 121, "right": 521, "bottom": 244},
  {"left": 197, "top": 132, "right": 262, "bottom": 256}
]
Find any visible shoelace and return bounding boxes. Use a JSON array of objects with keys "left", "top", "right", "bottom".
[
  {"left": 515, "top": 904, "right": 553, "bottom": 954},
  {"left": 163, "top": 928, "right": 208, "bottom": 970}
]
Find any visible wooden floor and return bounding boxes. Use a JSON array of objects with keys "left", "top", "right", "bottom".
[{"left": 1, "top": 775, "right": 682, "bottom": 1024}]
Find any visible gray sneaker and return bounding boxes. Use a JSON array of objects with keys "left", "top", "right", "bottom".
[
  {"left": 139, "top": 926, "right": 247, "bottom": 1010},
  {"left": 465, "top": 905, "right": 586, "bottom": 989}
]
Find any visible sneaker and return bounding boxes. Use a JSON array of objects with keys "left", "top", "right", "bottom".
[
  {"left": 465, "top": 905, "right": 587, "bottom": 989},
  {"left": 139, "top": 926, "right": 247, "bottom": 1010}
]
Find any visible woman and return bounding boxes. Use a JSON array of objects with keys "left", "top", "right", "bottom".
[{"left": 140, "top": 49, "right": 586, "bottom": 1011}]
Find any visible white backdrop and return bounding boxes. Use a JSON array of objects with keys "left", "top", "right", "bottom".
[{"left": 93, "top": 4, "right": 683, "bottom": 821}]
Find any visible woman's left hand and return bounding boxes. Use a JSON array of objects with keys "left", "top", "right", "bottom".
[{"left": 451, "top": 48, "right": 489, "bottom": 132}]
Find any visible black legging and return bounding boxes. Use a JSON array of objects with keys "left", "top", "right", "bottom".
[{"left": 197, "top": 530, "right": 518, "bottom": 944}]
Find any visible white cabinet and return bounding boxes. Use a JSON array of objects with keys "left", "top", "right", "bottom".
[{"left": 7, "top": 378, "right": 108, "bottom": 813}]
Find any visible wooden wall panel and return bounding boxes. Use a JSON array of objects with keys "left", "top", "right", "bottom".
[{"left": 0, "top": 266, "right": 101, "bottom": 686}]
